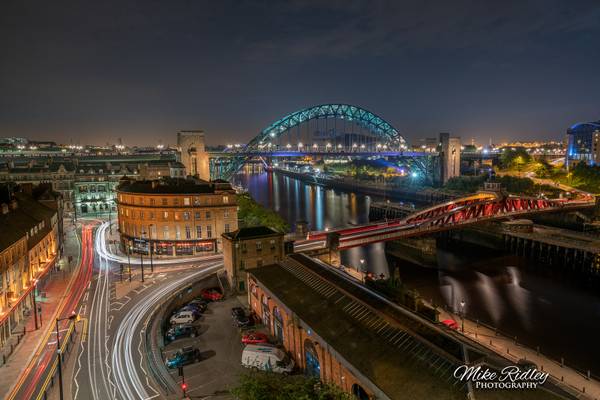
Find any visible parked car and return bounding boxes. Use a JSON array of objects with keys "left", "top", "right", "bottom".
[
  {"left": 200, "top": 287, "right": 224, "bottom": 301},
  {"left": 231, "top": 307, "right": 245, "bottom": 319},
  {"left": 241, "top": 344, "right": 294, "bottom": 374},
  {"left": 234, "top": 313, "right": 254, "bottom": 328},
  {"left": 170, "top": 310, "right": 197, "bottom": 325},
  {"left": 165, "top": 346, "right": 201, "bottom": 369},
  {"left": 441, "top": 319, "right": 458, "bottom": 330},
  {"left": 165, "top": 324, "right": 199, "bottom": 342},
  {"left": 188, "top": 300, "right": 208, "bottom": 313},
  {"left": 179, "top": 305, "right": 202, "bottom": 316},
  {"left": 242, "top": 332, "right": 269, "bottom": 345}
]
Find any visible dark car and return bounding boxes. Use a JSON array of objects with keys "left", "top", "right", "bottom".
[
  {"left": 234, "top": 313, "right": 254, "bottom": 328},
  {"left": 189, "top": 300, "right": 208, "bottom": 313},
  {"left": 165, "top": 324, "right": 199, "bottom": 342},
  {"left": 177, "top": 306, "right": 202, "bottom": 318},
  {"left": 231, "top": 307, "right": 245, "bottom": 319},
  {"left": 165, "top": 346, "right": 201, "bottom": 369},
  {"left": 200, "top": 287, "right": 223, "bottom": 301}
]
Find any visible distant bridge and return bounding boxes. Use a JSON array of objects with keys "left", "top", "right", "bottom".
[{"left": 294, "top": 192, "right": 595, "bottom": 252}]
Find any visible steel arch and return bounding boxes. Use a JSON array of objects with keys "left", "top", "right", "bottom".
[{"left": 248, "top": 103, "right": 405, "bottom": 148}]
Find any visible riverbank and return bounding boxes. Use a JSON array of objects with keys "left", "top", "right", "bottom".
[{"left": 274, "top": 167, "right": 456, "bottom": 204}]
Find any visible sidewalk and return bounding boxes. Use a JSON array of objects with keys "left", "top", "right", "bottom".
[
  {"left": 440, "top": 308, "right": 600, "bottom": 400},
  {"left": 0, "top": 221, "right": 82, "bottom": 400}
]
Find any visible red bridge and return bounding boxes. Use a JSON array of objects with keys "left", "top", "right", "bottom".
[{"left": 294, "top": 191, "right": 596, "bottom": 251}]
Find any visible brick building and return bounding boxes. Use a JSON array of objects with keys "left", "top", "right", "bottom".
[
  {"left": 247, "top": 254, "right": 480, "bottom": 400},
  {"left": 116, "top": 177, "right": 238, "bottom": 256},
  {"left": 222, "top": 226, "right": 285, "bottom": 292}
]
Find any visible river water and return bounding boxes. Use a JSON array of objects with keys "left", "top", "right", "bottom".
[{"left": 234, "top": 171, "right": 600, "bottom": 374}]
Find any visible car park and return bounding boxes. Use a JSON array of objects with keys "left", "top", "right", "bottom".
[
  {"left": 170, "top": 310, "right": 197, "bottom": 325},
  {"left": 188, "top": 300, "right": 208, "bottom": 313},
  {"left": 200, "top": 287, "right": 224, "bottom": 301},
  {"left": 165, "top": 346, "right": 202, "bottom": 369},
  {"left": 234, "top": 313, "right": 253, "bottom": 328},
  {"left": 179, "top": 305, "right": 203, "bottom": 316},
  {"left": 242, "top": 332, "right": 269, "bottom": 345},
  {"left": 165, "top": 324, "right": 199, "bottom": 342}
]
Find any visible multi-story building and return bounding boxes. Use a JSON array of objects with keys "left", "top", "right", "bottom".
[
  {"left": 116, "top": 177, "right": 237, "bottom": 256},
  {"left": 566, "top": 120, "right": 600, "bottom": 166},
  {"left": 177, "top": 130, "right": 210, "bottom": 181},
  {"left": 0, "top": 155, "right": 185, "bottom": 216},
  {"left": 0, "top": 184, "right": 61, "bottom": 346},
  {"left": 222, "top": 226, "right": 285, "bottom": 292}
]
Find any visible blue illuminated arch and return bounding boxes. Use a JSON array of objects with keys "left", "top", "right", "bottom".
[{"left": 247, "top": 103, "right": 405, "bottom": 148}]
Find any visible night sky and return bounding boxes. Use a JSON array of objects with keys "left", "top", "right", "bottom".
[{"left": 1, "top": 1, "right": 599, "bottom": 146}]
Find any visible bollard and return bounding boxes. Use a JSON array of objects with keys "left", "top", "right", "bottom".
[
  {"left": 475, "top": 332, "right": 478, "bottom": 338},
  {"left": 561, "top": 376, "right": 564, "bottom": 382},
  {"left": 587, "top": 370, "right": 591, "bottom": 380},
  {"left": 507, "top": 348, "right": 510, "bottom": 354},
  {"left": 489, "top": 339, "right": 493, "bottom": 346},
  {"left": 541, "top": 365, "right": 544, "bottom": 371},
  {"left": 583, "top": 387, "right": 585, "bottom": 393},
  {"left": 476, "top": 319, "right": 479, "bottom": 328}
]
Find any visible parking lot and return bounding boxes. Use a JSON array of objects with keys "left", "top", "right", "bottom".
[{"left": 163, "top": 296, "right": 246, "bottom": 399}]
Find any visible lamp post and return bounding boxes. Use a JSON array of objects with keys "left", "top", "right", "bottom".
[
  {"left": 460, "top": 299, "right": 466, "bottom": 333},
  {"left": 32, "top": 279, "right": 39, "bottom": 330},
  {"left": 127, "top": 243, "right": 132, "bottom": 282},
  {"left": 55, "top": 312, "right": 77, "bottom": 400},
  {"left": 148, "top": 224, "right": 154, "bottom": 273},
  {"left": 359, "top": 259, "right": 365, "bottom": 283}
]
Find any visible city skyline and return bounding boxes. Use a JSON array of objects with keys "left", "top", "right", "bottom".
[{"left": 1, "top": 1, "right": 600, "bottom": 146}]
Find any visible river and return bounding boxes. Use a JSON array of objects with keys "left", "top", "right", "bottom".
[{"left": 234, "top": 170, "right": 600, "bottom": 375}]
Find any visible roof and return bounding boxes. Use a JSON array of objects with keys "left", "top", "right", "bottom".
[
  {"left": 222, "top": 226, "right": 282, "bottom": 240},
  {"left": 249, "top": 255, "right": 566, "bottom": 400},
  {"left": 117, "top": 177, "right": 233, "bottom": 194}
]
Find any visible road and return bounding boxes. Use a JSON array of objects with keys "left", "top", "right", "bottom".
[
  {"left": 68, "top": 221, "right": 224, "bottom": 400},
  {"left": 8, "top": 224, "right": 95, "bottom": 400}
]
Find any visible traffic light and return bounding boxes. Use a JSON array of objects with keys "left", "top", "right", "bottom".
[{"left": 181, "top": 383, "right": 187, "bottom": 391}]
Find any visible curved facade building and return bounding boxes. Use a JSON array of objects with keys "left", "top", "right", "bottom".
[
  {"left": 116, "top": 177, "right": 237, "bottom": 256},
  {"left": 566, "top": 121, "right": 600, "bottom": 166}
]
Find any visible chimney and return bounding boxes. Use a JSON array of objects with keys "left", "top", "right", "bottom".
[{"left": 1, "top": 204, "right": 9, "bottom": 214}]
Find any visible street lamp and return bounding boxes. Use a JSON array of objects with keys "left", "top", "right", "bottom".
[
  {"left": 460, "top": 299, "right": 466, "bottom": 333},
  {"left": 148, "top": 225, "right": 154, "bottom": 273},
  {"left": 359, "top": 259, "right": 365, "bottom": 282},
  {"left": 32, "top": 279, "right": 39, "bottom": 330},
  {"left": 56, "top": 312, "right": 77, "bottom": 400}
]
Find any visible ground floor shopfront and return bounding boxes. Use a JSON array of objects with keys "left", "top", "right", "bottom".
[{"left": 121, "top": 235, "right": 218, "bottom": 257}]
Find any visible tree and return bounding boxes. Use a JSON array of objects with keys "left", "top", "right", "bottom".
[
  {"left": 236, "top": 194, "right": 290, "bottom": 232},
  {"left": 231, "top": 371, "right": 352, "bottom": 400},
  {"left": 500, "top": 147, "right": 531, "bottom": 170}
]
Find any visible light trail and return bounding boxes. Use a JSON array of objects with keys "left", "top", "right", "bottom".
[
  {"left": 110, "top": 260, "right": 223, "bottom": 400},
  {"left": 95, "top": 222, "right": 222, "bottom": 265}
]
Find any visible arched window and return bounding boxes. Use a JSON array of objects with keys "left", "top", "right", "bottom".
[
  {"left": 304, "top": 339, "right": 320, "bottom": 378},
  {"left": 261, "top": 295, "right": 270, "bottom": 328},
  {"left": 273, "top": 306, "right": 284, "bottom": 343},
  {"left": 352, "top": 384, "right": 369, "bottom": 400}
]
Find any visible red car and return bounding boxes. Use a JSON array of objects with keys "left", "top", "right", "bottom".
[
  {"left": 242, "top": 332, "right": 269, "bottom": 345},
  {"left": 200, "top": 287, "right": 223, "bottom": 301},
  {"left": 441, "top": 319, "right": 458, "bottom": 330}
]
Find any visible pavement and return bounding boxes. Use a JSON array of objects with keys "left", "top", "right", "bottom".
[
  {"left": 163, "top": 296, "right": 245, "bottom": 400},
  {"left": 0, "top": 221, "right": 83, "bottom": 400},
  {"left": 440, "top": 308, "right": 600, "bottom": 400}
]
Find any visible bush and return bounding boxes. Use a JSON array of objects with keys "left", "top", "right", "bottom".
[
  {"left": 231, "top": 371, "right": 352, "bottom": 400},
  {"left": 237, "top": 193, "right": 290, "bottom": 233}
]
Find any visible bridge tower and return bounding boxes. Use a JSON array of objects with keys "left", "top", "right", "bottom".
[
  {"left": 438, "top": 132, "right": 461, "bottom": 184},
  {"left": 177, "top": 130, "right": 210, "bottom": 181}
]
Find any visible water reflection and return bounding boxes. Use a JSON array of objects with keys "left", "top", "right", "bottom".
[{"left": 236, "top": 171, "right": 600, "bottom": 373}]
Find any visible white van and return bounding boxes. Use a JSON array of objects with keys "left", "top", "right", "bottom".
[
  {"left": 170, "top": 310, "right": 196, "bottom": 325},
  {"left": 241, "top": 344, "right": 295, "bottom": 374}
]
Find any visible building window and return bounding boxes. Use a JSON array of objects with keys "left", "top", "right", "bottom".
[
  {"left": 240, "top": 259, "right": 246, "bottom": 270},
  {"left": 206, "top": 225, "right": 212, "bottom": 238},
  {"left": 173, "top": 198, "right": 179, "bottom": 205},
  {"left": 183, "top": 212, "right": 190, "bottom": 220},
  {"left": 196, "top": 225, "right": 202, "bottom": 239},
  {"left": 163, "top": 211, "right": 169, "bottom": 220},
  {"left": 174, "top": 212, "right": 180, "bottom": 221},
  {"left": 224, "top": 223, "right": 230, "bottom": 233},
  {"left": 175, "top": 226, "right": 181, "bottom": 240},
  {"left": 149, "top": 212, "right": 155, "bottom": 220},
  {"left": 193, "top": 196, "right": 200, "bottom": 206},
  {"left": 183, "top": 197, "right": 190, "bottom": 206},
  {"left": 223, "top": 196, "right": 229, "bottom": 204},
  {"left": 139, "top": 211, "right": 144, "bottom": 219},
  {"left": 185, "top": 225, "right": 191, "bottom": 239},
  {"left": 150, "top": 198, "right": 155, "bottom": 206},
  {"left": 352, "top": 384, "right": 369, "bottom": 400},
  {"left": 205, "top": 211, "right": 211, "bottom": 219},
  {"left": 163, "top": 226, "right": 169, "bottom": 239},
  {"left": 224, "top": 210, "right": 230, "bottom": 218},
  {"left": 162, "top": 198, "right": 167, "bottom": 206},
  {"left": 256, "top": 241, "right": 262, "bottom": 251},
  {"left": 195, "top": 212, "right": 201, "bottom": 219}
]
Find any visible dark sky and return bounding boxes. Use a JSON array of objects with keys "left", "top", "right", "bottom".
[{"left": 1, "top": 1, "right": 599, "bottom": 146}]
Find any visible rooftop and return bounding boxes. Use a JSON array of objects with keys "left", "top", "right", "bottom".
[
  {"left": 222, "top": 226, "right": 282, "bottom": 240},
  {"left": 116, "top": 177, "right": 233, "bottom": 194}
]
